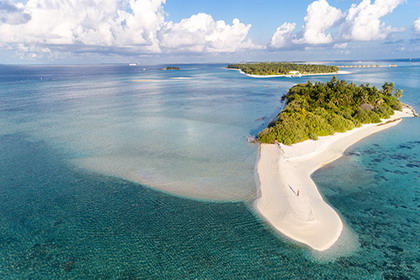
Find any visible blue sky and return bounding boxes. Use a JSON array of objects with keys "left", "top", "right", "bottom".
[{"left": 0, "top": 0, "right": 419, "bottom": 64}]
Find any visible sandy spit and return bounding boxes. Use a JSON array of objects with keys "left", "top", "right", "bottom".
[{"left": 254, "top": 108, "right": 414, "bottom": 251}]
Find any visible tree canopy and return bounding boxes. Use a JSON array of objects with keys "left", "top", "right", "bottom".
[
  {"left": 258, "top": 77, "right": 403, "bottom": 145},
  {"left": 162, "top": 66, "right": 180, "bottom": 70},
  {"left": 227, "top": 62, "right": 339, "bottom": 75}
]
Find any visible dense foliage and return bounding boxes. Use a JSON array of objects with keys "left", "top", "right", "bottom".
[
  {"left": 162, "top": 66, "right": 180, "bottom": 70},
  {"left": 227, "top": 63, "right": 339, "bottom": 75},
  {"left": 258, "top": 77, "right": 403, "bottom": 145}
]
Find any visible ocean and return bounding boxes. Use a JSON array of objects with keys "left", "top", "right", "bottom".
[{"left": 0, "top": 61, "right": 419, "bottom": 279}]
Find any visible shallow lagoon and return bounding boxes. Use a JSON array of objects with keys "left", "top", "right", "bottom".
[{"left": 0, "top": 62, "right": 419, "bottom": 279}]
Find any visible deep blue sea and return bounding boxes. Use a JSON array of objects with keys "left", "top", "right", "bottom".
[{"left": 0, "top": 62, "right": 419, "bottom": 279}]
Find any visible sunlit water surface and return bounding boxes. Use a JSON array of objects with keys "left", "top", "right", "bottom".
[{"left": 0, "top": 62, "right": 419, "bottom": 279}]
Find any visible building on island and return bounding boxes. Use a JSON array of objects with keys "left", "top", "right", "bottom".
[{"left": 288, "top": 71, "right": 301, "bottom": 77}]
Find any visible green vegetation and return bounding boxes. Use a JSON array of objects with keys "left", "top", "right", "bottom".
[
  {"left": 227, "top": 62, "right": 339, "bottom": 76},
  {"left": 162, "top": 66, "right": 180, "bottom": 70},
  {"left": 258, "top": 77, "right": 403, "bottom": 145}
]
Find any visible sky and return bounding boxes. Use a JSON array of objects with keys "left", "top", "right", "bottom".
[{"left": 0, "top": 0, "right": 419, "bottom": 64}]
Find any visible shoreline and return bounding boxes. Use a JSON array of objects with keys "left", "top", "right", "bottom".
[
  {"left": 253, "top": 108, "right": 414, "bottom": 251},
  {"left": 227, "top": 67, "right": 350, "bottom": 78}
]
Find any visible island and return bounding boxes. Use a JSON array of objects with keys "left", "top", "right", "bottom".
[
  {"left": 161, "top": 66, "right": 180, "bottom": 70},
  {"left": 227, "top": 62, "right": 341, "bottom": 77},
  {"left": 253, "top": 77, "right": 416, "bottom": 251}
]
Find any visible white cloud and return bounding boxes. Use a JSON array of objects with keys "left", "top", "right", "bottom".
[
  {"left": 340, "top": 0, "right": 404, "bottom": 41},
  {"left": 115, "top": 0, "right": 166, "bottom": 51},
  {"left": 159, "top": 13, "right": 258, "bottom": 52},
  {"left": 414, "top": 18, "right": 420, "bottom": 33},
  {"left": 0, "top": 0, "right": 257, "bottom": 58},
  {"left": 269, "top": 22, "right": 296, "bottom": 48},
  {"left": 333, "top": 43, "right": 347, "bottom": 49},
  {"left": 297, "top": 0, "right": 343, "bottom": 44},
  {"left": 269, "top": 0, "right": 405, "bottom": 49},
  {"left": 0, "top": 1, "right": 31, "bottom": 25},
  {"left": 13, "top": 43, "right": 53, "bottom": 59},
  {"left": 0, "top": 0, "right": 124, "bottom": 46}
]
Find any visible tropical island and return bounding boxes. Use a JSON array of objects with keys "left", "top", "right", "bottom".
[
  {"left": 227, "top": 62, "right": 340, "bottom": 77},
  {"left": 258, "top": 77, "right": 403, "bottom": 144},
  {"left": 161, "top": 66, "right": 180, "bottom": 70},
  {"left": 253, "top": 77, "right": 415, "bottom": 251}
]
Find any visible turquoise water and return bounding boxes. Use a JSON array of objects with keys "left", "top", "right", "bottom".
[{"left": 0, "top": 62, "right": 419, "bottom": 279}]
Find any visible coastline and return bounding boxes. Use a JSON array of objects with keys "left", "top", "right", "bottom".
[
  {"left": 227, "top": 67, "right": 350, "bottom": 78},
  {"left": 254, "top": 108, "right": 415, "bottom": 251}
]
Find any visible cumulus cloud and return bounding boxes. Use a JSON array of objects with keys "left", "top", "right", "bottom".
[
  {"left": 0, "top": 0, "right": 257, "bottom": 57},
  {"left": 115, "top": 0, "right": 166, "bottom": 51},
  {"left": 269, "top": 0, "right": 405, "bottom": 49},
  {"left": 0, "top": 0, "right": 124, "bottom": 46},
  {"left": 414, "top": 18, "right": 420, "bottom": 34},
  {"left": 340, "top": 0, "right": 404, "bottom": 41},
  {"left": 159, "top": 13, "right": 257, "bottom": 52},
  {"left": 298, "top": 0, "right": 343, "bottom": 44},
  {"left": 269, "top": 22, "right": 296, "bottom": 48},
  {"left": 0, "top": 1, "right": 31, "bottom": 25}
]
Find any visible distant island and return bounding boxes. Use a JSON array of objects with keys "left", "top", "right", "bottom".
[
  {"left": 161, "top": 66, "right": 180, "bottom": 70},
  {"left": 258, "top": 77, "right": 404, "bottom": 145},
  {"left": 227, "top": 62, "right": 340, "bottom": 77}
]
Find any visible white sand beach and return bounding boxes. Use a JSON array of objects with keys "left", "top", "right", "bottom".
[
  {"left": 245, "top": 70, "right": 350, "bottom": 78},
  {"left": 254, "top": 108, "right": 415, "bottom": 251}
]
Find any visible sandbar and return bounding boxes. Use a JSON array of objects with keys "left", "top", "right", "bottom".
[{"left": 254, "top": 107, "right": 414, "bottom": 251}]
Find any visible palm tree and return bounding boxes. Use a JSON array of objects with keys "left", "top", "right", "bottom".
[
  {"left": 395, "top": 89, "right": 403, "bottom": 99},
  {"left": 382, "top": 82, "right": 395, "bottom": 96}
]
